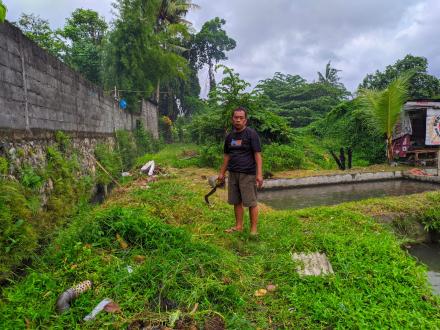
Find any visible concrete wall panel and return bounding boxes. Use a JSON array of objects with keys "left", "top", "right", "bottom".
[{"left": 0, "top": 21, "right": 158, "bottom": 137}]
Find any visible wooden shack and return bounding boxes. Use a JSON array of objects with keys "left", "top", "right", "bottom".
[{"left": 392, "top": 99, "right": 440, "bottom": 166}]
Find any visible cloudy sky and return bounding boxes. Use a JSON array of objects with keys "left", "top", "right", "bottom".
[{"left": 4, "top": 0, "right": 440, "bottom": 93}]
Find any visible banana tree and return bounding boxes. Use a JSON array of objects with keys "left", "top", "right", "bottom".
[{"left": 358, "top": 72, "right": 412, "bottom": 163}]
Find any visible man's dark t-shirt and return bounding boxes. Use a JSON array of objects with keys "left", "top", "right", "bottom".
[{"left": 224, "top": 127, "right": 261, "bottom": 174}]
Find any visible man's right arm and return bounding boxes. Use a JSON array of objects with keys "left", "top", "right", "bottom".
[{"left": 218, "top": 154, "right": 230, "bottom": 182}]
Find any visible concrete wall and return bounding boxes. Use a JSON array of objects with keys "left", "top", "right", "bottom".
[{"left": 0, "top": 21, "right": 158, "bottom": 138}]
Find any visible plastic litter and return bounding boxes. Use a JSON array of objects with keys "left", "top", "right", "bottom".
[
  {"left": 83, "top": 298, "right": 112, "bottom": 321},
  {"left": 140, "top": 160, "right": 155, "bottom": 176}
]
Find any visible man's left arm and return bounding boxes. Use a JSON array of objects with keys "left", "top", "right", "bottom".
[{"left": 255, "top": 152, "right": 263, "bottom": 188}]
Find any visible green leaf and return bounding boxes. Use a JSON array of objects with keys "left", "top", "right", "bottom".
[{"left": 0, "top": 2, "right": 7, "bottom": 23}]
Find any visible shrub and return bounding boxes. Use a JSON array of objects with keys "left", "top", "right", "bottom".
[
  {"left": 421, "top": 207, "right": 440, "bottom": 232},
  {"left": 134, "top": 121, "right": 161, "bottom": 154},
  {"left": 116, "top": 130, "right": 138, "bottom": 170},
  {"left": 0, "top": 180, "right": 37, "bottom": 281},
  {"left": 94, "top": 143, "right": 122, "bottom": 185},
  {"left": 54, "top": 131, "right": 72, "bottom": 154},
  {"left": 19, "top": 165, "right": 44, "bottom": 189},
  {"left": 263, "top": 143, "right": 305, "bottom": 173},
  {"left": 0, "top": 156, "right": 8, "bottom": 175},
  {"left": 199, "top": 143, "right": 223, "bottom": 168},
  {"left": 308, "top": 100, "right": 386, "bottom": 165}
]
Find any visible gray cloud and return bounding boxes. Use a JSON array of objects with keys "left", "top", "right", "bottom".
[
  {"left": 5, "top": 0, "right": 440, "bottom": 94},
  {"left": 4, "top": 0, "right": 114, "bottom": 28},
  {"left": 188, "top": 0, "right": 440, "bottom": 93}
]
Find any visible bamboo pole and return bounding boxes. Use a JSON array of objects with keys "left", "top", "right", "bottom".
[{"left": 91, "top": 155, "right": 122, "bottom": 188}]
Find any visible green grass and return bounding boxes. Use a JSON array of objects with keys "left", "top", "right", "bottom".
[
  {"left": 136, "top": 143, "right": 202, "bottom": 169},
  {"left": 1, "top": 163, "right": 439, "bottom": 329}
]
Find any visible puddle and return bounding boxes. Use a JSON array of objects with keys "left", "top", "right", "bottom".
[
  {"left": 259, "top": 179, "right": 440, "bottom": 210},
  {"left": 407, "top": 243, "right": 440, "bottom": 296}
]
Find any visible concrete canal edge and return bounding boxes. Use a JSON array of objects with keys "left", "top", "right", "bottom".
[
  {"left": 403, "top": 173, "right": 440, "bottom": 183},
  {"left": 262, "top": 171, "right": 404, "bottom": 190},
  {"left": 209, "top": 170, "right": 440, "bottom": 189}
]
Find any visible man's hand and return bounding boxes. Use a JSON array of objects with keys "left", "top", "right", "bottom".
[
  {"left": 256, "top": 175, "right": 263, "bottom": 188},
  {"left": 217, "top": 173, "right": 226, "bottom": 183}
]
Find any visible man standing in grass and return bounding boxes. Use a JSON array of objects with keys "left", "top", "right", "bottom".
[{"left": 218, "top": 107, "right": 263, "bottom": 236}]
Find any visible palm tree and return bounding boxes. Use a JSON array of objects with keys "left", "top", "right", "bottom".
[
  {"left": 318, "top": 61, "right": 341, "bottom": 85},
  {"left": 157, "top": 0, "right": 199, "bottom": 29},
  {"left": 154, "top": 0, "right": 199, "bottom": 104},
  {"left": 358, "top": 73, "right": 412, "bottom": 163}
]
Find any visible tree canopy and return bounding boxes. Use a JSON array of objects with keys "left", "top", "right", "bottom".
[
  {"left": 188, "top": 66, "right": 293, "bottom": 145},
  {"left": 193, "top": 17, "right": 236, "bottom": 92},
  {"left": 359, "top": 54, "right": 440, "bottom": 99},
  {"left": 255, "top": 65, "right": 350, "bottom": 128},
  {"left": 104, "top": 0, "right": 190, "bottom": 112},
  {"left": 61, "top": 9, "right": 108, "bottom": 84},
  {"left": 14, "top": 13, "right": 65, "bottom": 58}
]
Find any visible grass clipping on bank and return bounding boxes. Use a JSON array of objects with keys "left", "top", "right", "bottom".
[{"left": 1, "top": 172, "right": 439, "bottom": 329}]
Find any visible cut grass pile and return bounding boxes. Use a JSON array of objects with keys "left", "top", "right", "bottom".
[{"left": 1, "top": 165, "right": 439, "bottom": 329}]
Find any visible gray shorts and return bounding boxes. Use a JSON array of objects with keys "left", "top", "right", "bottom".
[{"left": 228, "top": 171, "right": 258, "bottom": 207}]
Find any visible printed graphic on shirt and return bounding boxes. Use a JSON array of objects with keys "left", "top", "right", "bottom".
[{"left": 231, "top": 139, "right": 242, "bottom": 146}]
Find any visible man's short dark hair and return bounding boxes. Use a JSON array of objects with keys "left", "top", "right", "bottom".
[{"left": 232, "top": 106, "right": 248, "bottom": 118}]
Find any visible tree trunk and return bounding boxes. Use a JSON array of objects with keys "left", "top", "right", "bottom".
[
  {"left": 347, "top": 147, "right": 352, "bottom": 169},
  {"left": 166, "top": 87, "right": 173, "bottom": 143},
  {"left": 208, "top": 60, "right": 216, "bottom": 93},
  {"left": 339, "top": 147, "right": 346, "bottom": 170},
  {"left": 156, "top": 79, "right": 160, "bottom": 104},
  {"left": 386, "top": 135, "right": 393, "bottom": 164}
]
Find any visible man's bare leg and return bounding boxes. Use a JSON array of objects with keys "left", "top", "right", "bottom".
[
  {"left": 225, "top": 203, "right": 244, "bottom": 233},
  {"left": 249, "top": 205, "right": 258, "bottom": 235},
  {"left": 233, "top": 203, "right": 244, "bottom": 230}
]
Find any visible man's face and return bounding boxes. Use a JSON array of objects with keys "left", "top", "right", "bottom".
[{"left": 232, "top": 110, "right": 247, "bottom": 131}]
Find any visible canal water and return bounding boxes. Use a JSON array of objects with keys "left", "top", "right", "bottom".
[
  {"left": 407, "top": 243, "right": 440, "bottom": 296},
  {"left": 259, "top": 179, "right": 440, "bottom": 210}
]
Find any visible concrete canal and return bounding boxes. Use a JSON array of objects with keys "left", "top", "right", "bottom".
[{"left": 259, "top": 179, "right": 440, "bottom": 210}]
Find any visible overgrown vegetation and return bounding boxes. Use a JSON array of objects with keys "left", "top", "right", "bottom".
[
  {"left": 1, "top": 159, "right": 439, "bottom": 328},
  {"left": 0, "top": 134, "right": 92, "bottom": 283},
  {"left": 306, "top": 100, "right": 386, "bottom": 165},
  {"left": 0, "top": 127, "right": 159, "bottom": 283},
  {"left": 421, "top": 203, "right": 440, "bottom": 232}
]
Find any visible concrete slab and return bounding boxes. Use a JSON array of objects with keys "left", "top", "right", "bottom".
[{"left": 292, "top": 252, "right": 334, "bottom": 277}]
